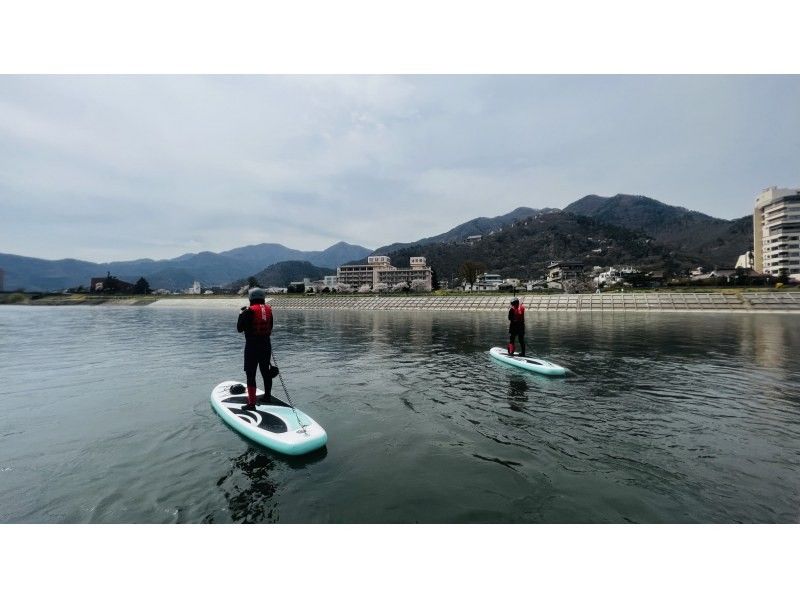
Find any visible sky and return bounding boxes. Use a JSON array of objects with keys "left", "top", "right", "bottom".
[{"left": 1, "top": 75, "right": 799, "bottom": 262}]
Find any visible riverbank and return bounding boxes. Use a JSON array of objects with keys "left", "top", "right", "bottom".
[
  {"left": 0, "top": 293, "right": 158, "bottom": 306},
  {"left": 150, "top": 291, "right": 800, "bottom": 313},
  {"left": 4, "top": 291, "right": 800, "bottom": 312}
]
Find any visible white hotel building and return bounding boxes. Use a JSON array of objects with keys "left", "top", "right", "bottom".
[
  {"left": 337, "top": 256, "right": 432, "bottom": 290},
  {"left": 754, "top": 186, "right": 800, "bottom": 276}
]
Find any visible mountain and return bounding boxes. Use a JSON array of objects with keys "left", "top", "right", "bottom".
[
  {"left": 383, "top": 211, "right": 702, "bottom": 282},
  {"left": 0, "top": 254, "right": 102, "bottom": 292},
  {"left": 219, "top": 241, "right": 371, "bottom": 270},
  {"left": 564, "top": 194, "right": 752, "bottom": 267},
  {"left": 308, "top": 241, "right": 374, "bottom": 269},
  {"left": 0, "top": 241, "right": 372, "bottom": 292},
  {"left": 1, "top": 197, "right": 752, "bottom": 292},
  {"left": 373, "top": 207, "right": 551, "bottom": 255},
  {"left": 142, "top": 267, "right": 198, "bottom": 291},
  {"left": 235, "top": 260, "right": 336, "bottom": 288}
]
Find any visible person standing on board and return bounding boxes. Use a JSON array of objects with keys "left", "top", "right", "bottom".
[
  {"left": 237, "top": 288, "right": 274, "bottom": 410},
  {"left": 507, "top": 297, "right": 526, "bottom": 356}
]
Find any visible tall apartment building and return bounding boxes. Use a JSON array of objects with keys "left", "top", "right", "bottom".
[
  {"left": 337, "top": 256, "right": 432, "bottom": 290},
  {"left": 753, "top": 186, "right": 800, "bottom": 275},
  {"left": 547, "top": 261, "right": 584, "bottom": 283}
]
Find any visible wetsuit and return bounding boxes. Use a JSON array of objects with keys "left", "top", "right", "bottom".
[
  {"left": 237, "top": 303, "right": 274, "bottom": 407},
  {"left": 508, "top": 304, "right": 525, "bottom": 356}
]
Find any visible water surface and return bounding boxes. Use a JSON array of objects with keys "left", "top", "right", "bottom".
[{"left": 1, "top": 305, "right": 798, "bottom": 523}]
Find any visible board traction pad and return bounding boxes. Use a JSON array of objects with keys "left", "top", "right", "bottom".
[{"left": 221, "top": 394, "right": 292, "bottom": 433}]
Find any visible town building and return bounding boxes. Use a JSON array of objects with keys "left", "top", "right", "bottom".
[
  {"left": 736, "top": 250, "right": 754, "bottom": 270},
  {"left": 377, "top": 256, "right": 432, "bottom": 290},
  {"left": 186, "top": 281, "right": 202, "bottom": 294},
  {"left": 466, "top": 235, "right": 483, "bottom": 244},
  {"left": 288, "top": 277, "right": 325, "bottom": 293},
  {"left": 336, "top": 263, "right": 377, "bottom": 288},
  {"left": 475, "top": 273, "right": 503, "bottom": 291},
  {"left": 323, "top": 275, "right": 338, "bottom": 288},
  {"left": 594, "top": 265, "right": 640, "bottom": 287},
  {"left": 337, "top": 256, "right": 432, "bottom": 291},
  {"left": 753, "top": 186, "right": 800, "bottom": 275},
  {"left": 525, "top": 279, "right": 548, "bottom": 291},
  {"left": 90, "top": 274, "right": 135, "bottom": 293},
  {"left": 547, "top": 261, "right": 584, "bottom": 283}
]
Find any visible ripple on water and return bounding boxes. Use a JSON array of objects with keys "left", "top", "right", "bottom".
[{"left": 1, "top": 307, "right": 799, "bottom": 522}]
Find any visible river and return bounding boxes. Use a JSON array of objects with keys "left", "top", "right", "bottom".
[{"left": 1, "top": 305, "right": 798, "bottom": 523}]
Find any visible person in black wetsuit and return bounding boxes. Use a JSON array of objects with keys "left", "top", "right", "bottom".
[
  {"left": 237, "top": 287, "right": 274, "bottom": 410},
  {"left": 507, "top": 297, "right": 526, "bottom": 356}
]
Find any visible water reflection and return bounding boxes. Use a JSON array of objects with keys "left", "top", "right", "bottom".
[
  {"left": 737, "top": 315, "right": 797, "bottom": 372},
  {"left": 213, "top": 448, "right": 279, "bottom": 523},
  {"left": 507, "top": 375, "right": 530, "bottom": 412},
  {"left": 212, "top": 442, "right": 328, "bottom": 524}
]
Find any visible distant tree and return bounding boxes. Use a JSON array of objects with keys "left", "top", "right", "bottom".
[
  {"left": 286, "top": 283, "right": 303, "bottom": 293},
  {"left": 391, "top": 281, "right": 408, "bottom": 293},
  {"left": 133, "top": 277, "right": 151, "bottom": 295},
  {"left": 621, "top": 272, "right": 649, "bottom": 288},
  {"left": 430, "top": 268, "right": 439, "bottom": 290},
  {"left": 247, "top": 276, "right": 260, "bottom": 288},
  {"left": 357, "top": 284, "right": 372, "bottom": 293},
  {"left": 459, "top": 261, "right": 485, "bottom": 288},
  {"left": 103, "top": 272, "right": 120, "bottom": 293},
  {"left": 373, "top": 282, "right": 389, "bottom": 293},
  {"left": 562, "top": 279, "right": 597, "bottom": 294}
]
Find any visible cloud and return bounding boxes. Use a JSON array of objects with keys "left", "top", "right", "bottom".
[{"left": 0, "top": 75, "right": 798, "bottom": 261}]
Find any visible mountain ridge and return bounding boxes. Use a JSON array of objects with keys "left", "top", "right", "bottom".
[
  {"left": 2, "top": 195, "right": 753, "bottom": 291},
  {"left": 0, "top": 240, "right": 372, "bottom": 291},
  {"left": 383, "top": 210, "right": 704, "bottom": 282},
  {"left": 373, "top": 206, "right": 552, "bottom": 255},
  {"left": 231, "top": 260, "right": 336, "bottom": 289},
  {"left": 563, "top": 193, "right": 752, "bottom": 267}
]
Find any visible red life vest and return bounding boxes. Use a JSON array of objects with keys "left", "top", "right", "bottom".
[
  {"left": 248, "top": 304, "right": 273, "bottom": 336},
  {"left": 510, "top": 304, "right": 525, "bottom": 324}
]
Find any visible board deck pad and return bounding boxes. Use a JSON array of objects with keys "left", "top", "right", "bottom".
[{"left": 211, "top": 381, "right": 328, "bottom": 456}]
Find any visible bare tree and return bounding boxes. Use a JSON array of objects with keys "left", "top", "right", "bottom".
[{"left": 459, "top": 261, "right": 485, "bottom": 288}]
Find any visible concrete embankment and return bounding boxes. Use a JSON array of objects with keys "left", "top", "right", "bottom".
[
  {"left": 7, "top": 292, "right": 800, "bottom": 312},
  {"left": 151, "top": 292, "right": 800, "bottom": 313}
]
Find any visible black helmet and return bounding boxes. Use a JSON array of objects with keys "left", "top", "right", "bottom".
[{"left": 510, "top": 297, "right": 519, "bottom": 305}]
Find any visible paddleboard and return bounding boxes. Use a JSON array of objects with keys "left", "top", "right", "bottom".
[
  {"left": 489, "top": 347, "right": 567, "bottom": 376},
  {"left": 210, "top": 381, "right": 327, "bottom": 456}
]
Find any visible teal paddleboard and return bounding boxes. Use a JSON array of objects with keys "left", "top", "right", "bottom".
[
  {"left": 489, "top": 346, "right": 567, "bottom": 376},
  {"left": 211, "top": 381, "right": 327, "bottom": 456}
]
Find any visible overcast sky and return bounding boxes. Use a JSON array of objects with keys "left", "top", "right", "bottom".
[{"left": 1, "top": 75, "right": 798, "bottom": 262}]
